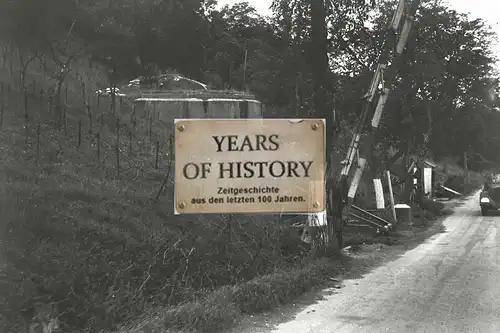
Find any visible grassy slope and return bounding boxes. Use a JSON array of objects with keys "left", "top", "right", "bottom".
[
  {"left": 0, "top": 46, "right": 334, "bottom": 333},
  {"left": 0, "top": 45, "right": 486, "bottom": 333}
]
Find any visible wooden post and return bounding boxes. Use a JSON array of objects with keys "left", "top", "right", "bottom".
[
  {"left": 96, "top": 132, "right": 100, "bottom": 160},
  {"left": 32, "top": 79, "right": 35, "bottom": 95},
  {"left": 82, "top": 82, "right": 86, "bottom": 108},
  {"left": 24, "top": 90, "right": 28, "bottom": 143},
  {"left": 65, "top": 87, "right": 68, "bottom": 105},
  {"left": 100, "top": 105, "right": 104, "bottom": 127},
  {"left": 112, "top": 90, "right": 116, "bottom": 115},
  {"left": 48, "top": 97, "right": 53, "bottom": 117},
  {"left": 155, "top": 140, "right": 160, "bottom": 170},
  {"left": 129, "top": 131, "right": 132, "bottom": 153},
  {"left": 36, "top": 123, "right": 40, "bottom": 165},
  {"left": 56, "top": 104, "right": 61, "bottom": 131},
  {"left": 0, "top": 104, "right": 3, "bottom": 128},
  {"left": 116, "top": 119, "right": 120, "bottom": 176},
  {"left": 63, "top": 105, "right": 67, "bottom": 134},
  {"left": 386, "top": 170, "right": 397, "bottom": 223},
  {"left": 78, "top": 120, "right": 82, "bottom": 148},
  {"left": 149, "top": 116, "right": 152, "bottom": 142},
  {"left": 87, "top": 105, "right": 92, "bottom": 134}
]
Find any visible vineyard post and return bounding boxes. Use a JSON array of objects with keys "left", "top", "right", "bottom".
[
  {"left": 32, "top": 79, "right": 35, "bottom": 95},
  {"left": 132, "top": 104, "right": 137, "bottom": 133},
  {"left": 63, "top": 105, "right": 67, "bottom": 134},
  {"left": 129, "top": 130, "right": 132, "bottom": 154},
  {"left": 149, "top": 116, "right": 152, "bottom": 142},
  {"left": 116, "top": 118, "right": 120, "bottom": 176},
  {"left": 87, "top": 104, "right": 92, "bottom": 134},
  {"left": 24, "top": 90, "right": 28, "bottom": 143},
  {"left": 155, "top": 140, "right": 159, "bottom": 170},
  {"left": 0, "top": 104, "right": 4, "bottom": 128},
  {"left": 78, "top": 120, "right": 82, "bottom": 148},
  {"left": 97, "top": 132, "right": 100, "bottom": 160},
  {"left": 152, "top": 135, "right": 174, "bottom": 206},
  {"left": 82, "top": 81, "right": 86, "bottom": 108},
  {"left": 49, "top": 96, "right": 53, "bottom": 117},
  {"left": 57, "top": 105, "right": 62, "bottom": 131},
  {"left": 36, "top": 123, "right": 40, "bottom": 165}
]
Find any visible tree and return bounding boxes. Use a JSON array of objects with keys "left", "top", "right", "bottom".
[{"left": 371, "top": 0, "right": 499, "bottom": 168}]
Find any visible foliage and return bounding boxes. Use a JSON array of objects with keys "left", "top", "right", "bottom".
[
  {"left": 3, "top": 0, "right": 498, "bottom": 167},
  {"left": 0, "top": 0, "right": 500, "bottom": 332}
]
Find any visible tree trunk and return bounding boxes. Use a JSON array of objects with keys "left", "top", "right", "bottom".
[
  {"left": 309, "top": 0, "right": 330, "bottom": 119},
  {"left": 309, "top": 0, "right": 340, "bottom": 248}
]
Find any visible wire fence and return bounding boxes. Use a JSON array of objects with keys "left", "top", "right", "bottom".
[{"left": 0, "top": 66, "right": 176, "bottom": 201}]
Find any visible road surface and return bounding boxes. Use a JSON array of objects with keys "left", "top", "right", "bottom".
[{"left": 236, "top": 192, "right": 500, "bottom": 332}]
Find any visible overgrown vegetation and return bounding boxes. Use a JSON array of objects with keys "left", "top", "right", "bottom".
[{"left": 0, "top": 0, "right": 498, "bottom": 332}]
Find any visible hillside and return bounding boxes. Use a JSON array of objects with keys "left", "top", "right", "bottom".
[
  {"left": 0, "top": 0, "right": 499, "bottom": 332},
  {"left": 0, "top": 41, "right": 342, "bottom": 332}
]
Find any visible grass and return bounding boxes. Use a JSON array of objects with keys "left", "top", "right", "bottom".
[
  {"left": 117, "top": 205, "right": 454, "bottom": 333},
  {"left": 0, "top": 44, "right": 487, "bottom": 333},
  {"left": 119, "top": 257, "right": 344, "bottom": 333},
  {"left": 0, "top": 65, "right": 323, "bottom": 332}
]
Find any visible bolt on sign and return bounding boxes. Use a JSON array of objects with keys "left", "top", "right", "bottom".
[{"left": 174, "top": 119, "right": 325, "bottom": 214}]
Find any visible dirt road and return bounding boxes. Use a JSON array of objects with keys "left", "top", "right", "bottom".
[{"left": 235, "top": 192, "right": 500, "bottom": 332}]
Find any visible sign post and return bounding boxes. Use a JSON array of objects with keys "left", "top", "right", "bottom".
[{"left": 174, "top": 119, "right": 325, "bottom": 215}]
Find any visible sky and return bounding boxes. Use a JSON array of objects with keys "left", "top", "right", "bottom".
[{"left": 216, "top": 0, "right": 500, "bottom": 65}]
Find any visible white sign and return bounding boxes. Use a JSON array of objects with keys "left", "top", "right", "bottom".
[
  {"left": 174, "top": 119, "right": 325, "bottom": 214},
  {"left": 373, "top": 178, "right": 385, "bottom": 209},
  {"left": 423, "top": 167, "right": 432, "bottom": 196}
]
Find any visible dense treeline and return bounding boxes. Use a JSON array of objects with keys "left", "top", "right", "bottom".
[
  {"left": 0, "top": 1, "right": 499, "bottom": 332},
  {"left": 2, "top": 0, "right": 500, "bottom": 169}
]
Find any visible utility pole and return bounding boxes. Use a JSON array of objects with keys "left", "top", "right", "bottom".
[{"left": 333, "top": 0, "right": 422, "bottom": 247}]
